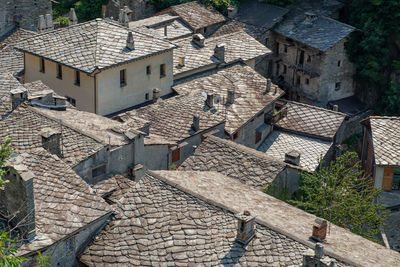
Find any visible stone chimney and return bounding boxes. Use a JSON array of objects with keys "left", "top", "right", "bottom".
[
  {"left": 45, "top": 14, "right": 53, "bottom": 30},
  {"left": 178, "top": 56, "right": 185, "bottom": 67},
  {"left": 235, "top": 210, "right": 256, "bottom": 244},
  {"left": 192, "top": 34, "right": 205, "bottom": 48},
  {"left": 214, "top": 43, "right": 226, "bottom": 63},
  {"left": 284, "top": 150, "right": 301, "bottom": 165},
  {"left": 3, "top": 160, "right": 36, "bottom": 240},
  {"left": 192, "top": 115, "right": 200, "bottom": 132},
  {"left": 333, "top": 105, "right": 339, "bottom": 112},
  {"left": 227, "top": 6, "right": 238, "bottom": 19},
  {"left": 38, "top": 15, "right": 46, "bottom": 33},
  {"left": 119, "top": 9, "right": 129, "bottom": 27},
  {"left": 102, "top": 5, "right": 107, "bottom": 18},
  {"left": 126, "top": 31, "right": 135, "bottom": 50},
  {"left": 312, "top": 218, "right": 328, "bottom": 242},
  {"left": 227, "top": 90, "right": 235, "bottom": 105},
  {"left": 304, "top": 12, "right": 317, "bottom": 25},
  {"left": 11, "top": 86, "right": 28, "bottom": 110},
  {"left": 302, "top": 244, "right": 334, "bottom": 267},
  {"left": 266, "top": 78, "right": 272, "bottom": 93},
  {"left": 39, "top": 127, "right": 62, "bottom": 158},
  {"left": 153, "top": 88, "right": 161, "bottom": 102},
  {"left": 69, "top": 8, "right": 78, "bottom": 26},
  {"left": 206, "top": 94, "right": 214, "bottom": 108}
]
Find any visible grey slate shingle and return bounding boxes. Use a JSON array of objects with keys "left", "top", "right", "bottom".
[{"left": 370, "top": 117, "right": 400, "bottom": 166}]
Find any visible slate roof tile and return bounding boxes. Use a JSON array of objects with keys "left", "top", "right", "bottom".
[{"left": 370, "top": 117, "right": 400, "bottom": 166}]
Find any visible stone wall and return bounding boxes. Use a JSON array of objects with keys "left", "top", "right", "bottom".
[{"left": 105, "top": 0, "right": 156, "bottom": 21}]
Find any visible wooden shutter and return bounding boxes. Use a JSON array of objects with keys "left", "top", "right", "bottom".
[
  {"left": 382, "top": 167, "right": 394, "bottom": 191},
  {"left": 172, "top": 148, "right": 180, "bottom": 163}
]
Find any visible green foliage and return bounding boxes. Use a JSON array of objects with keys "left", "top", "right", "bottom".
[
  {"left": 151, "top": 0, "right": 238, "bottom": 15},
  {"left": 344, "top": 0, "right": 400, "bottom": 115},
  {"left": 378, "top": 82, "right": 400, "bottom": 116},
  {"left": 56, "top": 16, "right": 69, "bottom": 27},
  {"left": 168, "top": 164, "right": 178, "bottom": 170},
  {"left": 260, "top": 0, "right": 294, "bottom": 7},
  {"left": 0, "top": 230, "right": 25, "bottom": 267},
  {"left": 0, "top": 138, "right": 13, "bottom": 190},
  {"left": 264, "top": 181, "right": 291, "bottom": 201},
  {"left": 36, "top": 251, "right": 51, "bottom": 267},
  {"left": 290, "top": 152, "right": 387, "bottom": 242},
  {"left": 53, "top": 0, "right": 109, "bottom": 21}
]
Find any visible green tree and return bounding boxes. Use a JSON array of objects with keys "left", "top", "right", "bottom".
[
  {"left": 151, "top": 0, "right": 239, "bottom": 15},
  {"left": 260, "top": 0, "right": 294, "bottom": 7},
  {"left": 0, "top": 230, "right": 25, "bottom": 267},
  {"left": 74, "top": 0, "right": 109, "bottom": 21},
  {"left": 0, "top": 138, "right": 13, "bottom": 190},
  {"left": 290, "top": 152, "right": 387, "bottom": 242}
]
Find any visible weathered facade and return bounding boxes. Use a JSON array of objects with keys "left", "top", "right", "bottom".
[{"left": 105, "top": 0, "right": 156, "bottom": 21}]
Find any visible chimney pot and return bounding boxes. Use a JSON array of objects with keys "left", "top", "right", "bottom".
[
  {"left": 284, "top": 150, "right": 301, "bottom": 165},
  {"left": 45, "top": 14, "right": 53, "bottom": 30},
  {"left": 266, "top": 79, "right": 272, "bottom": 93},
  {"left": 304, "top": 11, "right": 317, "bottom": 24},
  {"left": 227, "top": 6, "right": 238, "bottom": 19},
  {"left": 314, "top": 244, "right": 324, "bottom": 259},
  {"left": 126, "top": 31, "right": 135, "bottom": 50},
  {"left": 312, "top": 218, "right": 328, "bottom": 242},
  {"left": 39, "top": 127, "right": 62, "bottom": 158},
  {"left": 235, "top": 211, "right": 256, "bottom": 244},
  {"left": 227, "top": 90, "right": 235, "bottom": 105},
  {"left": 333, "top": 104, "right": 339, "bottom": 112},
  {"left": 152, "top": 88, "right": 160, "bottom": 102},
  {"left": 69, "top": 8, "right": 78, "bottom": 26},
  {"left": 38, "top": 15, "right": 46, "bottom": 32},
  {"left": 192, "top": 114, "right": 200, "bottom": 132},
  {"left": 214, "top": 43, "right": 226, "bottom": 63},
  {"left": 10, "top": 86, "right": 28, "bottom": 110},
  {"left": 206, "top": 94, "right": 214, "bottom": 108},
  {"left": 178, "top": 56, "right": 185, "bottom": 67},
  {"left": 192, "top": 34, "right": 205, "bottom": 48}
]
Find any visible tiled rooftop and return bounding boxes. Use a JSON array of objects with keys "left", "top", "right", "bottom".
[
  {"left": 15, "top": 19, "right": 176, "bottom": 74},
  {"left": 258, "top": 130, "right": 332, "bottom": 171},
  {"left": 116, "top": 95, "right": 225, "bottom": 143},
  {"left": 369, "top": 116, "right": 400, "bottom": 166},
  {"left": 7, "top": 148, "right": 112, "bottom": 255},
  {"left": 180, "top": 135, "right": 286, "bottom": 189},
  {"left": 0, "top": 71, "right": 23, "bottom": 116},
  {"left": 273, "top": 14, "right": 356, "bottom": 52},
  {"left": 174, "top": 63, "right": 283, "bottom": 135},
  {"left": 211, "top": 19, "right": 267, "bottom": 39},
  {"left": 81, "top": 170, "right": 400, "bottom": 266},
  {"left": 0, "top": 28, "right": 36, "bottom": 75},
  {"left": 276, "top": 101, "right": 347, "bottom": 141},
  {"left": 166, "top": 1, "right": 226, "bottom": 31},
  {"left": 172, "top": 30, "right": 271, "bottom": 76},
  {"left": 0, "top": 104, "right": 105, "bottom": 167}
]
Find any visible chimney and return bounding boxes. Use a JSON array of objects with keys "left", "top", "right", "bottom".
[
  {"left": 11, "top": 86, "right": 28, "bottom": 110},
  {"left": 3, "top": 161, "right": 36, "bottom": 240},
  {"left": 69, "top": 8, "right": 78, "bottom": 26},
  {"left": 178, "top": 56, "right": 185, "bottom": 67},
  {"left": 126, "top": 31, "right": 134, "bottom": 50},
  {"left": 333, "top": 104, "right": 339, "bottom": 112},
  {"left": 39, "top": 127, "right": 62, "bottom": 158},
  {"left": 38, "top": 15, "right": 46, "bottom": 32},
  {"left": 214, "top": 43, "right": 225, "bottom": 63},
  {"left": 266, "top": 78, "right": 272, "bottom": 93},
  {"left": 235, "top": 210, "right": 256, "bottom": 244},
  {"left": 192, "top": 114, "right": 200, "bottom": 132},
  {"left": 206, "top": 94, "right": 214, "bottom": 108},
  {"left": 227, "top": 6, "right": 238, "bottom": 19},
  {"left": 312, "top": 218, "right": 328, "bottom": 242},
  {"left": 227, "top": 90, "right": 235, "bottom": 105},
  {"left": 302, "top": 244, "right": 334, "bottom": 267},
  {"left": 152, "top": 88, "right": 160, "bottom": 102},
  {"left": 164, "top": 25, "right": 168, "bottom": 36},
  {"left": 304, "top": 11, "right": 317, "bottom": 24},
  {"left": 192, "top": 34, "right": 205, "bottom": 48},
  {"left": 102, "top": 5, "right": 107, "bottom": 18},
  {"left": 284, "top": 150, "right": 301, "bottom": 165},
  {"left": 119, "top": 9, "right": 129, "bottom": 27}
]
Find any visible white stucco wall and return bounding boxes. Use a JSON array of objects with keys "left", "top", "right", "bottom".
[{"left": 375, "top": 166, "right": 384, "bottom": 189}]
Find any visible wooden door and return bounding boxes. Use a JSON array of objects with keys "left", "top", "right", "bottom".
[{"left": 382, "top": 167, "right": 394, "bottom": 191}]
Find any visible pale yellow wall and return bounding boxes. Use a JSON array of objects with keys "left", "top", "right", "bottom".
[
  {"left": 96, "top": 50, "right": 174, "bottom": 115},
  {"left": 24, "top": 53, "right": 96, "bottom": 112}
]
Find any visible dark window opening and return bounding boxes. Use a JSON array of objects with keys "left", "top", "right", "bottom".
[
  {"left": 160, "top": 64, "right": 166, "bottom": 78},
  {"left": 146, "top": 65, "right": 151, "bottom": 75},
  {"left": 284, "top": 45, "right": 288, "bottom": 53},
  {"left": 120, "top": 69, "right": 126, "bottom": 86},
  {"left": 305, "top": 78, "right": 309, "bottom": 85},
  {"left": 145, "top": 93, "right": 149, "bottom": 100},
  {"left": 56, "top": 64, "right": 62, "bottom": 79},
  {"left": 232, "top": 131, "right": 240, "bottom": 140},
  {"left": 335, "top": 82, "right": 341, "bottom": 91},
  {"left": 392, "top": 168, "right": 400, "bottom": 191},
  {"left": 74, "top": 70, "right": 80, "bottom": 86},
  {"left": 299, "top": 50, "right": 305, "bottom": 65},
  {"left": 92, "top": 164, "right": 106, "bottom": 178},
  {"left": 255, "top": 130, "right": 262, "bottom": 144},
  {"left": 337, "top": 60, "right": 341, "bottom": 67},
  {"left": 39, "top": 58, "right": 45, "bottom": 73},
  {"left": 307, "top": 55, "right": 311, "bottom": 62},
  {"left": 275, "top": 42, "right": 279, "bottom": 55},
  {"left": 283, "top": 65, "right": 287, "bottom": 74},
  {"left": 296, "top": 76, "right": 301, "bottom": 86},
  {"left": 66, "top": 96, "right": 76, "bottom": 107}
]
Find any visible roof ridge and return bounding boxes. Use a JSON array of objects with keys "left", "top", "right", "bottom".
[{"left": 370, "top": 116, "right": 400, "bottom": 120}]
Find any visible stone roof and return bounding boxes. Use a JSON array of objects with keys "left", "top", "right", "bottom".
[
  {"left": 80, "top": 170, "right": 400, "bottom": 266},
  {"left": 15, "top": 19, "right": 176, "bottom": 74},
  {"left": 275, "top": 101, "right": 347, "bottom": 141},
  {"left": 174, "top": 63, "right": 283, "bottom": 135},
  {"left": 0, "top": 71, "right": 22, "bottom": 116},
  {"left": 258, "top": 130, "right": 332, "bottom": 171},
  {"left": 166, "top": 1, "right": 226, "bottom": 31},
  {"left": 273, "top": 14, "right": 356, "bottom": 52},
  {"left": 211, "top": 19, "right": 267, "bottom": 39},
  {"left": 180, "top": 135, "right": 286, "bottom": 189},
  {"left": 172, "top": 30, "right": 271, "bottom": 76},
  {"left": 116, "top": 95, "right": 225, "bottom": 143},
  {"left": 7, "top": 148, "right": 112, "bottom": 255},
  {"left": 369, "top": 116, "right": 400, "bottom": 166},
  {"left": 0, "top": 104, "right": 105, "bottom": 167},
  {"left": 0, "top": 28, "right": 36, "bottom": 76}
]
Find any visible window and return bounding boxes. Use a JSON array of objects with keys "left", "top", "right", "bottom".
[
  {"left": 92, "top": 164, "right": 106, "bottom": 178},
  {"left": 39, "top": 58, "right": 45, "bottom": 73},
  {"left": 146, "top": 65, "right": 151, "bottom": 75},
  {"left": 160, "top": 64, "right": 166, "bottom": 78},
  {"left": 120, "top": 69, "right": 126, "bottom": 86},
  {"left": 299, "top": 50, "right": 305, "bottom": 65},
  {"left": 172, "top": 148, "right": 180, "bottom": 163},
  {"left": 337, "top": 60, "right": 341, "bottom": 67},
  {"left": 284, "top": 44, "right": 288, "bottom": 53},
  {"left": 56, "top": 64, "right": 62, "bottom": 79},
  {"left": 283, "top": 65, "right": 287, "bottom": 74},
  {"left": 255, "top": 130, "right": 262, "bottom": 144},
  {"left": 305, "top": 78, "right": 310, "bottom": 85},
  {"left": 66, "top": 96, "right": 76, "bottom": 107},
  {"left": 275, "top": 42, "right": 279, "bottom": 55},
  {"left": 392, "top": 168, "right": 400, "bottom": 191},
  {"left": 307, "top": 55, "right": 311, "bottom": 62},
  {"left": 232, "top": 131, "right": 240, "bottom": 140},
  {"left": 74, "top": 70, "right": 80, "bottom": 86},
  {"left": 335, "top": 82, "right": 341, "bottom": 91},
  {"left": 145, "top": 93, "right": 149, "bottom": 100}
]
